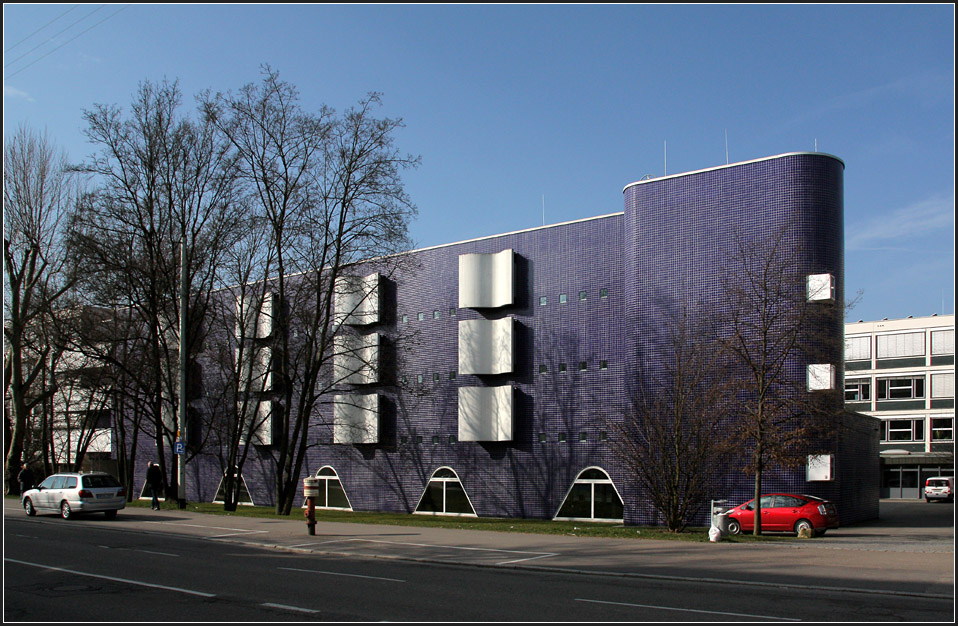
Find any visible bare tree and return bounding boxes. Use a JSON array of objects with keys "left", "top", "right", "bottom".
[
  {"left": 719, "top": 226, "right": 844, "bottom": 535},
  {"left": 610, "top": 304, "right": 737, "bottom": 531},
  {"left": 3, "top": 125, "right": 79, "bottom": 493},
  {"left": 69, "top": 79, "right": 241, "bottom": 500},
  {"left": 202, "top": 66, "right": 418, "bottom": 514}
]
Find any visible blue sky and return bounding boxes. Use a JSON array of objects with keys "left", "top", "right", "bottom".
[{"left": 4, "top": 4, "right": 954, "bottom": 323}]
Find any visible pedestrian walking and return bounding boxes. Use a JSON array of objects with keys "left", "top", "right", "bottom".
[
  {"left": 17, "top": 463, "right": 35, "bottom": 495},
  {"left": 146, "top": 462, "right": 164, "bottom": 510}
]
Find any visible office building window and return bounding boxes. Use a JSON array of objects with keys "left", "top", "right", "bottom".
[
  {"left": 845, "top": 335, "right": 871, "bottom": 361},
  {"left": 579, "top": 291, "right": 587, "bottom": 301},
  {"left": 539, "top": 296, "right": 547, "bottom": 306},
  {"left": 559, "top": 293, "right": 567, "bottom": 304},
  {"left": 414, "top": 467, "right": 476, "bottom": 517},
  {"left": 883, "top": 418, "right": 925, "bottom": 442},
  {"left": 877, "top": 332, "right": 925, "bottom": 359},
  {"left": 931, "top": 372, "right": 954, "bottom": 399},
  {"left": 877, "top": 376, "right": 924, "bottom": 400},
  {"left": 931, "top": 329, "right": 954, "bottom": 355},
  {"left": 600, "top": 288, "right": 608, "bottom": 298},
  {"left": 845, "top": 378, "right": 871, "bottom": 402},
  {"left": 931, "top": 417, "right": 954, "bottom": 442}
]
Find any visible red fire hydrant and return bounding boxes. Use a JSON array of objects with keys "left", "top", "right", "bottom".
[{"left": 303, "top": 477, "right": 319, "bottom": 535}]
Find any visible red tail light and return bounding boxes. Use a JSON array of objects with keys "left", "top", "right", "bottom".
[
  {"left": 78, "top": 490, "right": 94, "bottom": 499},
  {"left": 117, "top": 488, "right": 126, "bottom": 497}
]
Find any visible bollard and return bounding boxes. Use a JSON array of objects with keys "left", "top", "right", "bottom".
[{"left": 303, "top": 477, "right": 320, "bottom": 535}]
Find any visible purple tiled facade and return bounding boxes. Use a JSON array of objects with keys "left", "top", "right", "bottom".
[{"left": 140, "top": 152, "right": 880, "bottom": 526}]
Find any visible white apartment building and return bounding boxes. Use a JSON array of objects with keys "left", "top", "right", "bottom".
[{"left": 845, "top": 314, "right": 955, "bottom": 499}]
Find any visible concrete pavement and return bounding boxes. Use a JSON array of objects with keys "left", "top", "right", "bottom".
[{"left": 5, "top": 498, "right": 953, "bottom": 599}]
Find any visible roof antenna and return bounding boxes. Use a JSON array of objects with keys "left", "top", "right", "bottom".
[
  {"left": 664, "top": 140, "right": 667, "bottom": 176},
  {"left": 725, "top": 129, "right": 729, "bottom": 164},
  {"left": 542, "top": 194, "right": 545, "bottom": 227},
  {"left": 814, "top": 138, "right": 818, "bottom": 152}
]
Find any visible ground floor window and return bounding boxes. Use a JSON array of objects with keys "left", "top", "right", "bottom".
[
  {"left": 308, "top": 466, "right": 351, "bottom": 510},
  {"left": 212, "top": 472, "right": 255, "bottom": 506},
  {"left": 415, "top": 467, "right": 476, "bottom": 516},
  {"left": 554, "top": 467, "right": 623, "bottom": 521}
]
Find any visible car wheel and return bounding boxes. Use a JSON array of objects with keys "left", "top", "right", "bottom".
[
  {"left": 794, "top": 519, "right": 813, "bottom": 536},
  {"left": 60, "top": 501, "right": 73, "bottom": 520},
  {"left": 23, "top": 498, "right": 36, "bottom": 517},
  {"left": 104, "top": 510, "right": 117, "bottom": 519},
  {"left": 727, "top": 519, "right": 741, "bottom": 535}
]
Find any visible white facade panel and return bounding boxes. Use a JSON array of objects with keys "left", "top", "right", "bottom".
[
  {"left": 458, "top": 318, "right": 514, "bottom": 375},
  {"left": 458, "top": 249, "right": 514, "bottom": 309},
  {"left": 333, "top": 394, "right": 379, "bottom": 444},
  {"left": 333, "top": 333, "right": 380, "bottom": 385},
  {"left": 458, "top": 386, "right": 513, "bottom": 442},
  {"left": 334, "top": 273, "right": 381, "bottom": 326}
]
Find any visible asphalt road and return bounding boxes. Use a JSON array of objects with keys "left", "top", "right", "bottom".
[{"left": 3, "top": 499, "right": 954, "bottom": 622}]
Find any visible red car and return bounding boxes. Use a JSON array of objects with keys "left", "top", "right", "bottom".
[{"left": 726, "top": 493, "right": 839, "bottom": 537}]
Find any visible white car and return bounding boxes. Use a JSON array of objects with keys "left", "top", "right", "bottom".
[
  {"left": 924, "top": 476, "right": 954, "bottom": 503},
  {"left": 22, "top": 472, "right": 126, "bottom": 519}
]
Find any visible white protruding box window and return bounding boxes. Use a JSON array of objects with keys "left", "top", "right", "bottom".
[
  {"left": 333, "top": 394, "right": 379, "bottom": 444},
  {"left": 458, "top": 249, "right": 514, "bottom": 309},
  {"left": 333, "top": 333, "right": 380, "bottom": 385},
  {"left": 458, "top": 318, "right": 514, "bottom": 375},
  {"left": 334, "top": 273, "right": 380, "bottom": 326},
  {"left": 806, "top": 273, "right": 835, "bottom": 302},
  {"left": 236, "top": 346, "right": 272, "bottom": 391},
  {"left": 807, "top": 454, "right": 834, "bottom": 481},
  {"left": 235, "top": 292, "right": 277, "bottom": 339},
  {"left": 242, "top": 400, "right": 278, "bottom": 446},
  {"left": 458, "top": 386, "right": 513, "bottom": 442},
  {"left": 807, "top": 364, "right": 836, "bottom": 391}
]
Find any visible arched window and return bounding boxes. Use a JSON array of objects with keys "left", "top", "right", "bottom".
[
  {"left": 212, "top": 471, "right": 255, "bottom": 506},
  {"left": 308, "top": 466, "right": 352, "bottom": 510},
  {"left": 414, "top": 467, "right": 477, "bottom": 517},
  {"left": 554, "top": 467, "right": 623, "bottom": 521}
]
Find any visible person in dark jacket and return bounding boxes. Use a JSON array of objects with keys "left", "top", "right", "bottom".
[
  {"left": 18, "top": 463, "right": 35, "bottom": 495},
  {"left": 146, "top": 463, "right": 164, "bottom": 510}
]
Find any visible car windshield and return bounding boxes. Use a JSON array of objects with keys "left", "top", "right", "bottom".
[
  {"left": 82, "top": 475, "right": 120, "bottom": 488},
  {"left": 928, "top": 479, "right": 949, "bottom": 487}
]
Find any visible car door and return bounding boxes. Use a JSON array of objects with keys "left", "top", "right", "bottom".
[
  {"left": 35, "top": 475, "right": 60, "bottom": 510},
  {"left": 759, "top": 495, "right": 782, "bottom": 530},
  {"left": 767, "top": 495, "right": 803, "bottom": 531}
]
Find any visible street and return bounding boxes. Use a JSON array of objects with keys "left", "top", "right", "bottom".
[{"left": 3, "top": 499, "right": 954, "bottom": 622}]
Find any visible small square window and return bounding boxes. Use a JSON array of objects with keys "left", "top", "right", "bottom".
[
  {"left": 449, "top": 435, "right": 457, "bottom": 444},
  {"left": 538, "top": 433, "right": 547, "bottom": 443},
  {"left": 558, "top": 433, "right": 567, "bottom": 442},
  {"left": 599, "top": 431, "right": 608, "bottom": 442},
  {"left": 402, "top": 375, "right": 408, "bottom": 384},
  {"left": 539, "top": 296, "right": 547, "bottom": 306},
  {"left": 417, "top": 312, "right": 424, "bottom": 321},
  {"left": 402, "top": 314, "right": 408, "bottom": 323},
  {"left": 433, "top": 310, "right": 440, "bottom": 319},
  {"left": 600, "top": 288, "right": 608, "bottom": 298},
  {"left": 559, "top": 294, "right": 567, "bottom": 304},
  {"left": 449, "top": 371, "right": 457, "bottom": 380},
  {"left": 539, "top": 364, "right": 547, "bottom": 374},
  {"left": 579, "top": 432, "right": 587, "bottom": 442},
  {"left": 401, "top": 435, "right": 408, "bottom": 444},
  {"left": 432, "top": 435, "right": 439, "bottom": 445},
  {"left": 599, "top": 360, "right": 608, "bottom": 370},
  {"left": 579, "top": 361, "right": 587, "bottom": 371},
  {"left": 449, "top": 307, "right": 457, "bottom": 316},
  {"left": 559, "top": 363, "right": 567, "bottom": 373},
  {"left": 416, "top": 435, "right": 423, "bottom": 444},
  {"left": 579, "top": 291, "right": 587, "bottom": 301},
  {"left": 433, "top": 372, "right": 440, "bottom": 382},
  {"left": 417, "top": 374, "right": 423, "bottom": 383}
]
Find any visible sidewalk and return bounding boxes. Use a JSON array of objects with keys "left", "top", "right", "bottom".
[{"left": 78, "top": 500, "right": 957, "bottom": 599}]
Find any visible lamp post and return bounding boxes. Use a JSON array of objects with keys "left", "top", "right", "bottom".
[{"left": 177, "top": 238, "right": 188, "bottom": 509}]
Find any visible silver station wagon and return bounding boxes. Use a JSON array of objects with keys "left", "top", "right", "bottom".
[{"left": 22, "top": 472, "right": 126, "bottom": 519}]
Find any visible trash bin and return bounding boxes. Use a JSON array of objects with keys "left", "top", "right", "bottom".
[{"left": 710, "top": 499, "right": 730, "bottom": 536}]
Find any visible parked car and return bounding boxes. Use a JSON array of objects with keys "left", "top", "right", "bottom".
[
  {"left": 725, "top": 493, "right": 839, "bottom": 537},
  {"left": 21, "top": 472, "right": 126, "bottom": 519},
  {"left": 924, "top": 477, "right": 954, "bottom": 503}
]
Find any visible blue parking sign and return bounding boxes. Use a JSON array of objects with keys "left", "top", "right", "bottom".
[{"left": 174, "top": 440, "right": 185, "bottom": 455}]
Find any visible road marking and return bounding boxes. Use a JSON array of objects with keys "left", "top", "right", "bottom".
[
  {"left": 144, "top": 520, "right": 268, "bottom": 538},
  {"left": 279, "top": 566, "right": 405, "bottom": 583},
  {"left": 5, "top": 557, "right": 214, "bottom": 597},
  {"left": 327, "top": 537, "right": 558, "bottom": 565},
  {"left": 261, "top": 602, "right": 319, "bottom": 614},
  {"left": 575, "top": 598, "right": 801, "bottom": 621},
  {"left": 98, "top": 545, "right": 179, "bottom": 557}
]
